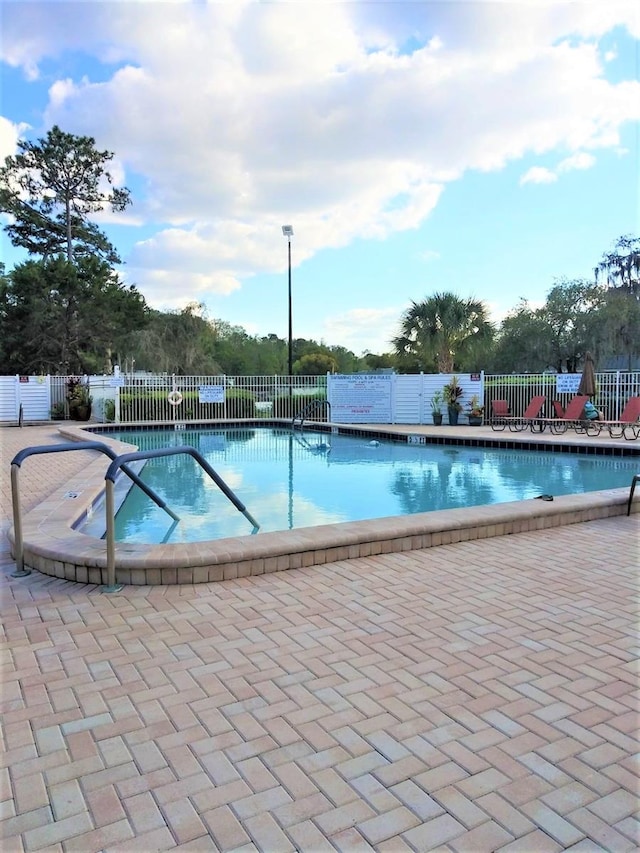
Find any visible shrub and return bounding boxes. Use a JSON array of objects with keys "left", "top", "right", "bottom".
[
  {"left": 119, "top": 389, "right": 256, "bottom": 421},
  {"left": 273, "top": 392, "right": 327, "bottom": 419}
]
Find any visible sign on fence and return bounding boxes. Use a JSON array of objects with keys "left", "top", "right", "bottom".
[
  {"left": 556, "top": 374, "right": 582, "bottom": 394},
  {"left": 199, "top": 385, "right": 225, "bottom": 404},
  {"left": 328, "top": 374, "right": 393, "bottom": 423}
]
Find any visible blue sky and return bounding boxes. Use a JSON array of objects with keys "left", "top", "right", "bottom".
[{"left": 1, "top": 0, "right": 639, "bottom": 355}]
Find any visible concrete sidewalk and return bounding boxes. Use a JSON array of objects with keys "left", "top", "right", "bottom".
[{"left": 1, "top": 425, "right": 638, "bottom": 851}]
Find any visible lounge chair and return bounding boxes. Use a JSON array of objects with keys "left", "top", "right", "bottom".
[
  {"left": 591, "top": 396, "right": 640, "bottom": 440},
  {"left": 490, "top": 394, "right": 547, "bottom": 432},
  {"left": 489, "top": 399, "right": 510, "bottom": 431},
  {"left": 545, "top": 395, "right": 590, "bottom": 434}
]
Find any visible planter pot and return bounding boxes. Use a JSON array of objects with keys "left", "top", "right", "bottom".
[
  {"left": 468, "top": 415, "right": 483, "bottom": 426},
  {"left": 71, "top": 404, "right": 91, "bottom": 421},
  {"left": 432, "top": 412, "right": 443, "bottom": 425},
  {"left": 447, "top": 406, "right": 459, "bottom": 426}
]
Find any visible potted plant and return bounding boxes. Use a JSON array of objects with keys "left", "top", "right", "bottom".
[
  {"left": 50, "top": 402, "right": 66, "bottom": 420},
  {"left": 104, "top": 398, "right": 116, "bottom": 423},
  {"left": 430, "top": 391, "right": 443, "bottom": 425},
  {"left": 443, "top": 376, "right": 463, "bottom": 425},
  {"left": 466, "top": 394, "right": 484, "bottom": 426},
  {"left": 66, "top": 376, "right": 92, "bottom": 421}
]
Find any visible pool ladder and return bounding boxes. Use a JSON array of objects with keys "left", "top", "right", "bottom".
[
  {"left": 292, "top": 399, "right": 332, "bottom": 430},
  {"left": 10, "top": 442, "right": 259, "bottom": 592}
]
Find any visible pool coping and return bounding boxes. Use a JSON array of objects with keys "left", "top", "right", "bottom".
[{"left": 9, "top": 421, "right": 639, "bottom": 585}]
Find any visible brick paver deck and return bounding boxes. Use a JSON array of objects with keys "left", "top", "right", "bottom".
[{"left": 1, "top": 425, "right": 638, "bottom": 851}]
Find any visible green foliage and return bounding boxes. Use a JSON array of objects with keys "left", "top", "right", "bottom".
[
  {"left": 491, "top": 299, "right": 553, "bottom": 373},
  {"left": 430, "top": 390, "right": 443, "bottom": 414},
  {"left": 66, "top": 376, "right": 92, "bottom": 420},
  {"left": 272, "top": 392, "right": 326, "bottom": 419},
  {"left": 66, "top": 376, "right": 91, "bottom": 406},
  {"left": 595, "top": 234, "right": 640, "bottom": 296},
  {"left": 392, "top": 292, "right": 494, "bottom": 373},
  {"left": 0, "top": 256, "right": 148, "bottom": 374},
  {"left": 294, "top": 352, "right": 338, "bottom": 375},
  {"left": 363, "top": 352, "right": 396, "bottom": 370},
  {"left": 443, "top": 375, "right": 464, "bottom": 411},
  {"left": 50, "top": 402, "right": 66, "bottom": 420},
  {"left": 130, "top": 304, "right": 222, "bottom": 375},
  {"left": 0, "top": 125, "right": 131, "bottom": 264},
  {"left": 591, "top": 288, "right": 640, "bottom": 371},
  {"left": 466, "top": 394, "right": 484, "bottom": 416},
  {"left": 104, "top": 398, "right": 116, "bottom": 423},
  {"left": 492, "top": 272, "right": 639, "bottom": 373},
  {"left": 119, "top": 389, "right": 256, "bottom": 421}
]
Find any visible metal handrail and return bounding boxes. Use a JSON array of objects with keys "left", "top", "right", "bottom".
[
  {"left": 292, "top": 399, "right": 332, "bottom": 430},
  {"left": 10, "top": 442, "right": 179, "bottom": 579},
  {"left": 627, "top": 474, "right": 640, "bottom": 516},
  {"left": 292, "top": 430, "right": 331, "bottom": 454},
  {"left": 103, "top": 447, "right": 259, "bottom": 591}
]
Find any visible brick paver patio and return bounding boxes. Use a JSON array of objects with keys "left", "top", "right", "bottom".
[{"left": 1, "top": 425, "right": 638, "bottom": 851}]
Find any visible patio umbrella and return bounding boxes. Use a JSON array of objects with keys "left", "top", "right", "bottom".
[{"left": 578, "top": 351, "right": 597, "bottom": 398}]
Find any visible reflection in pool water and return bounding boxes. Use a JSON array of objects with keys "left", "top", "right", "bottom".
[{"left": 95, "top": 427, "right": 638, "bottom": 544}]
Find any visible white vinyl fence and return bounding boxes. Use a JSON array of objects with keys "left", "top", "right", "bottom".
[
  {"left": 2, "top": 370, "right": 639, "bottom": 425},
  {"left": 0, "top": 375, "right": 51, "bottom": 424}
]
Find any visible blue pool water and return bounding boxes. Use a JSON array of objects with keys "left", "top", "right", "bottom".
[{"left": 97, "top": 427, "right": 638, "bottom": 545}]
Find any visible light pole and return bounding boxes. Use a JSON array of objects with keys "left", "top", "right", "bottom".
[{"left": 282, "top": 225, "right": 294, "bottom": 379}]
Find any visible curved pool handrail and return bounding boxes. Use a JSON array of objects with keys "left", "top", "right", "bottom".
[
  {"left": 11, "top": 440, "right": 117, "bottom": 468},
  {"left": 292, "top": 399, "right": 332, "bottom": 430},
  {"left": 104, "top": 447, "right": 258, "bottom": 525},
  {"left": 10, "top": 442, "right": 179, "bottom": 580},
  {"left": 104, "top": 446, "right": 260, "bottom": 590},
  {"left": 627, "top": 474, "right": 640, "bottom": 516},
  {"left": 12, "top": 442, "right": 179, "bottom": 518}
]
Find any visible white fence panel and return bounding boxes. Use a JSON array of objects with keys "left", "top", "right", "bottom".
[
  {"left": 327, "top": 373, "right": 484, "bottom": 424},
  {"left": 0, "top": 376, "right": 19, "bottom": 422},
  {"left": 420, "top": 374, "right": 484, "bottom": 424},
  {"left": 0, "top": 375, "right": 50, "bottom": 422},
  {"left": 18, "top": 376, "right": 51, "bottom": 421},
  {"left": 393, "top": 374, "right": 423, "bottom": 423}
]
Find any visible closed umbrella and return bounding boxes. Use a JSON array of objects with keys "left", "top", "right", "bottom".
[{"left": 578, "top": 351, "right": 596, "bottom": 398}]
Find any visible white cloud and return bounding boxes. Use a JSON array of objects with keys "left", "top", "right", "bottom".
[
  {"left": 122, "top": 267, "right": 241, "bottom": 310},
  {"left": 0, "top": 117, "right": 30, "bottom": 162},
  {"left": 558, "top": 152, "right": 597, "bottom": 172},
  {"left": 520, "top": 167, "right": 558, "bottom": 185},
  {"left": 521, "top": 149, "right": 598, "bottom": 185},
  {"left": 320, "top": 307, "right": 404, "bottom": 355},
  {"left": 2, "top": 1, "right": 639, "bottom": 342},
  {"left": 416, "top": 250, "right": 441, "bottom": 263}
]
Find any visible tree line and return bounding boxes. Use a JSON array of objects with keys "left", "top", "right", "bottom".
[{"left": 1, "top": 127, "right": 638, "bottom": 376}]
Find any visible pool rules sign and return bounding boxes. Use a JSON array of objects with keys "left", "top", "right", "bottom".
[{"left": 328, "top": 374, "right": 393, "bottom": 423}]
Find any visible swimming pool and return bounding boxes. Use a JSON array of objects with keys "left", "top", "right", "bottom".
[
  {"left": 97, "top": 426, "right": 639, "bottom": 544},
  {"left": 13, "top": 422, "right": 638, "bottom": 585}
]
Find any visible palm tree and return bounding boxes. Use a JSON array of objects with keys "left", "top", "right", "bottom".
[{"left": 392, "top": 292, "right": 494, "bottom": 373}]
